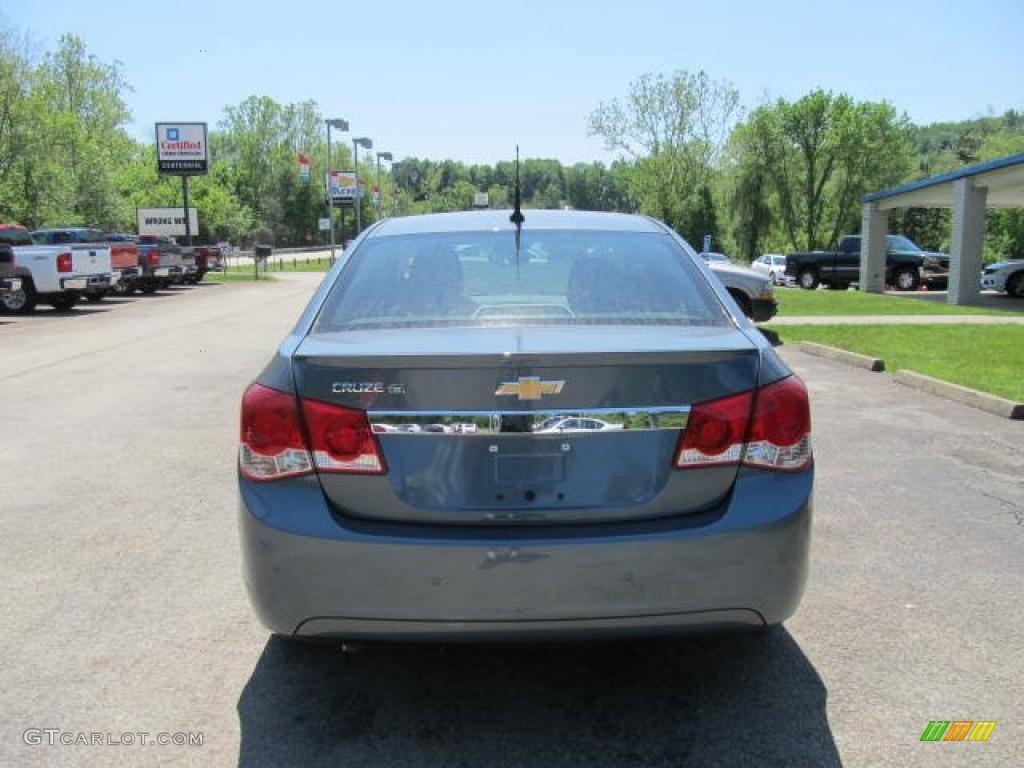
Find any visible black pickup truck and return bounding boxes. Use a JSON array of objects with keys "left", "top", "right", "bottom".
[{"left": 786, "top": 234, "right": 950, "bottom": 291}]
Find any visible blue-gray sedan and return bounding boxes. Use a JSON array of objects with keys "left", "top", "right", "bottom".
[{"left": 238, "top": 209, "right": 813, "bottom": 642}]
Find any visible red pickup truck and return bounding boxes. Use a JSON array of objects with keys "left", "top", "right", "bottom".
[{"left": 31, "top": 227, "right": 140, "bottom": 299}]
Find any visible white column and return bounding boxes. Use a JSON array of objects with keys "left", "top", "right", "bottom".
[
  {"left": 948, "top": 177, "right": 987, "bottom": 306},
  {"left": 859, "top": 202, "right": 888, "bottom": 293}
]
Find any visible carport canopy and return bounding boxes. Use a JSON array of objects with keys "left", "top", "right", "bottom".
[{"left": 859, "top": 151, "right": 1024, "bottom": 304}]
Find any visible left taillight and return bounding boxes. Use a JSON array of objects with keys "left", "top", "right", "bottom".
[
  {"left": 57, "top": 252, "right": 73, "bottom": 272},
  {"left": 300, "top": 397, "right": 386, "bottom": 475},
  {"left": 239, "top": 384, "right": 385, "bottom": 481},
  {"left": 239, "top": 384, "right": 313, "bottom": 481},
  {"left": 674, "top": 375, "right": 812, "bottom": 472}
]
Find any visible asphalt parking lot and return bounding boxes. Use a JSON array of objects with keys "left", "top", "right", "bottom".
[{"left": 1, "top": 274, "right": 1020, "bottom": 767}]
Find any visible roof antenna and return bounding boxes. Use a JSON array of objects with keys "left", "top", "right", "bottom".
[{"left": 509, "top": 145, "right": 524, "bottom": 275}]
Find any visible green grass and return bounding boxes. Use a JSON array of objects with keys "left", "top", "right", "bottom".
[
  {"left": 774, "top": 324, "right": 1024, "bottom": 401},
  {"left": 204, "top": 270, "right": 275, "bottom": 282},
  {"left": 775, "top": 288, "right": 1013, "bottom": 316}
]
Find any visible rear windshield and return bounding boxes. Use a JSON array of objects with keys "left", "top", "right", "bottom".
[{"left": 314, "top": 230, "right": 730, "bottom": 331}]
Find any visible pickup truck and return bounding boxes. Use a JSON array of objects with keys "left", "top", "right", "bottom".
[
  {"left": 32, "top": 227, "right": 139, "bottom": 300},
  {"left": 136, "top": 234, "right": 195, "bottom": 292},
  {"left": 188, "top": 244, "right": 223, "bottom": 282},
  {"left": 786, "top": 234, "right": 950, "bottom": 291},
  {"left": 0, "top": 223, "right": 115, "bottom": 313}
]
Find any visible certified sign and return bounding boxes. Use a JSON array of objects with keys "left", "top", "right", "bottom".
[{"left": 156, "top": 123, "right": 209, "bottom": 174}]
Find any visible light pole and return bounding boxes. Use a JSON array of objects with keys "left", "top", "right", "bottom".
[
  {"left": 376, "top": 151, "right": 392, "bottom": 218},
  {"left": 353, "top": 136, "right": 372, "bottom": 235},
  {"left": 325, "top": 118, "right": 349, "bottom": 263}
]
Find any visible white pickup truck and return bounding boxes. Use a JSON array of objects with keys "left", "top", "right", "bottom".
[{"left": 0, "top": 224, "right": 116, "bottom": 313}]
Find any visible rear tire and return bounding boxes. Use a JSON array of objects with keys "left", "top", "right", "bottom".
[
  {"left": 894, "top": 267, "right": 920, "bottom": 291},
  {"left": 727, "top": 289, "right": 753, "bottom": 319},
  {"left": 1, "top": 277, "right": 37, "bottom": 314},
  {"left": 798, "top": 269, "right": 819, "bottom": 290},
  {"left": 1006, "top": 271, "right": 1024, "bottom": 298},
  {"left": 85, "top": 290, "right": 107, "bottom": 303}
]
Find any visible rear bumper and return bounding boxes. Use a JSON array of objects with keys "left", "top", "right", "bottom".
[
  {"left": 923, "top": 270, "right": 949, "bottom": 290},
  {"left": 239, "top": 468, "right": 812, "bottom": 641},
  {"left": 61, "top": 273, "right": 113, "bottom": 292}
]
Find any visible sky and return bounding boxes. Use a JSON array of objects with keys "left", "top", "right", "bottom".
[{"left": 3, "top": 0, "right": 1023, "bottom": 166}]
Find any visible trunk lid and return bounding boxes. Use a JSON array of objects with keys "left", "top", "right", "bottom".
[{"left": 292, "top": 326, "right": 760, "bottom": 525}]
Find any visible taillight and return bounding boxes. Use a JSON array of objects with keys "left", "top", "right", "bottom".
[
  {"left": 57, "top": 252, "right": 73, "bottom": 272},
  {"left": 744, "top": 376, "right": 812, "bottom": 470},
  {"left": 147, "top": 251, "right": 160, "bottom": 266},
  {"left": 675, "top": 376, "right": 811, "bottom": 471},
  {"left": 239, "top": 384, "right": 313, "bottom": 481},
  {"left": 300, "top": 398, "right": 385, "bottom": 474}
]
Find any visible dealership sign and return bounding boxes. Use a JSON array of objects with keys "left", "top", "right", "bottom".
[
  {"left": 156, "top": 123, "right": 209, "bottom": 174},
  {"left": 137, "top": 207, "right": 199, "bottom": 237}
]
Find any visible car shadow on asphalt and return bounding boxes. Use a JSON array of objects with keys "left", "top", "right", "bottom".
[{"left": 236, "top": 628, "right": 840, "bottom": 767}]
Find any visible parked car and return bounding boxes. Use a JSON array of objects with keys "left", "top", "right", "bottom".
[
  {"left": 1, "top": 223, "right": 114, "bottom": 313},
  {"left": 980, "top": 259, "right": 1024, "bottom": 298},
  {"left": 786, "top": 234, "right": 949, "bottom": 291},
  {"left": 103, "top": 233, "right": 142, "bottom": 294},
  {"left": 188, "top": 244, "right": 224, "bottom": 281},
  {"left": 697, "top": 250, "right": 777, "bottom": 321},
  {"left": 706, "top": 260, "right": 778, "bottom": 322},
  {"left": 31, "top": 227, "right": 138, "bottom": 300},
  {"left": 237, "top": 208, "right": 813, "bottom": 644},
  {"left": 752, "top": 253, "right": 794, "bottom": 286},
  {"left": 135, "top": 234, "right": 191, "bottom": 292},
  {"left": 533, "top": 416, "right": 624, "bottom": 433},
  {"left": 699, "top": 251, "right": 731, "bottom": 264}
]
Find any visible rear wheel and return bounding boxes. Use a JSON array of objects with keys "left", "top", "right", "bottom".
[
  {"left": 894, "top": 267, "right": 920, "bottom": 291},
  {"left": 1, "top": 277, "right": 37, "bottom": 314},
  {"left": 85, "top": 290, "right": 107, "bottom": 303},
  {"left": 140, "top": 282, "right": 158, "bottom": 294},
  {"left": 798, "top": 269, "right": 819, "bottom": 290},
  {"left": 1007, "top": 271, "right": 1024, "bottom": 298}
]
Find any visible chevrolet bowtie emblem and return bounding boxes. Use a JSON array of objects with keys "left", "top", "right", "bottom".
[{"left": 495, "top": 376, "right": 564, "bottom": 401}]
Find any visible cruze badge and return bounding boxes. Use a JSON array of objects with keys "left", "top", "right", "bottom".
[
  {"left": 495, "top": 376, "right": 564, "bottom": 401},
  {"left": 332, "top": 382, "right": 405, "bottom": 395}
]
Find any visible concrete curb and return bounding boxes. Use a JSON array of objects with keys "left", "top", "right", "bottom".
[
  {"left": 893, "top": 370, "right": 1024, "bottom": 421},
  {"left": 798, "top": 342, "right": 885, "bottom": 372}
]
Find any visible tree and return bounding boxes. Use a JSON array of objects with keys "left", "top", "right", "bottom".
[
  {"left": 731, "top": 90, "right": 914, "bottom": 251},
  {"left": 587, "top": 70, "right": 741, "bottom": 236}
]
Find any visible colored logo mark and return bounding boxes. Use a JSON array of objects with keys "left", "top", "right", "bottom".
[
  {"left": 920, "top": 720, "right": 997, "bottom": 742},
  {"left": 167, "top": 128, "right": 179, "bottom": 141}
]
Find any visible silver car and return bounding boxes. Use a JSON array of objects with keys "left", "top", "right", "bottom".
[{"left": 238, "top": 209, "right": 813, "bottom": 643}]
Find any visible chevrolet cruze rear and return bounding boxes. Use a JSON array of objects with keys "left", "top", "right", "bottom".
[{"left": 238, "top": 210, "right": 812, "bottom": 641}]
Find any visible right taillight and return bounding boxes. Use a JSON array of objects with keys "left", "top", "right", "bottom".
[
  {"left": 675, "top": 376, "right": 811, "bottom": 471},
  {"left": 743, "top": 376, "right": 812, "bottom": 471}
]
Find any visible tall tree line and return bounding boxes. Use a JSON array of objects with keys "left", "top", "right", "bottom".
[{"left": 1, "top": 28, "right": 1022, "bottom": 260}]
